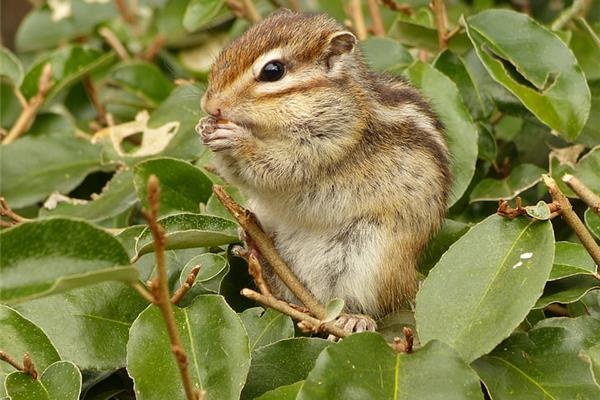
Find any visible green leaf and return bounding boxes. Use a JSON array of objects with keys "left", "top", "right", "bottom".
[
  {"left": 134, "top": 158, "right": 213, "bottom": 216},
  {"left": 359, "top": 37, "right": 413, "bottom": 74},
  {"left": 205, "top": 186, "right": 246, "bottom": 221},
  {"left": 148, "top": 83, "right": 205, "bottom": 129},
  {"left": 1, "top": 136, "right": 101, "bottom": 208},
  {"left": 239, "top": 307, "right": 294, "bottom": 352},
  {"left": 5, "top": 361, "right": 81, "bottom": 400},
  {"left": 21, "top": 46, "right": 115, "bottom": 103},
  {"left": 572, "top": 146, "right": 600, "bottom": 196},
  {"left": 419, "top": 219, "right": 470, "bottom": 275},
  {"left": 585, "top": 208, "right": 600, "bottom": 240},
  {"left": 298, "top": 334, "right": 482, "bottom": 400},
  {"left": 476, "top": 123, "right": 497, "bottom": 162},
  {"left": 407, "top": 61, "right": 478, "bottom": 207},
  {"left": 416, "top": 215, "right": 555, "bottom": 362},
  {"left": 375, "top": 310, "right": 417, "bottom": 344},
  {"left": 135, "top": 213, "right": 239, "bottom": 257},
  {"left": 175, "top": 253, "right": 229, "bottom": 306},
  {"left": 469, "top": 164, "right": 546, "bottom": 203},
  {"left": 242, "top": 338, "right": 330, "bottom": 400},
  {"left": 576, "top": 80, "right": 600, "bottom": 148},
  {"left": 473, "top": 316, "right": 600, "bottom": 399},
  {"left": 534, "top": 275, "right": 600, "bottom": 309},
  {"left": 389, "top": 16, "right": 469, "bottom": 54},
  {"left": 255, "top": 382, "right": 303, "bottom": 400},
  {"left": 15, "top": 282, "right": 149, "bottom": 370},
  {"left": 550, "top": 241, "right": 597, "bottom": 280},
  {"left": 0, "top": 47, "right": 24, "bottom": 87},
  {"left": 323, "top": 298, "right": 345, "bottom": 322},
  {"left": 570, "top": 24, "right": 600, "bottom": 81},
  {"left": 127, "top": 295, "right": 250, "bottom": 400},
  {"left": 110, "top": 62, "right": 174, "bottom": 107},
  {"left": 0, "top": 306, "right": 60, "bottom": 391},
  {"left": 40, "top": 169, "right": 137, "bottom": 224},
  {"left": 0, "top": 218, "right": 137, "bottom": 304},
  {"left": 183, "top": 0, "right": 226, "bottom": 32},
  {"left": 524, "top": 201, "right": 552, "bottom": 220},
  {"left": 465, "top": 10, "right": 591, "bottom": 140}
]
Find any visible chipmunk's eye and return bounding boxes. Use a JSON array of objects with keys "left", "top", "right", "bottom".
[{"left": 258, "top": 61, "right": 285, "bottom": 82}]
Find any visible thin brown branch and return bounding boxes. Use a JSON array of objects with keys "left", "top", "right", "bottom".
[
  {"left": 142, "top": 176, "right": 203, "bottom": 400},
  {"left": 563, "top": 174, "right": 600, "bottom": 214},
  {"left": 381, "top": 0, "right": 413, "bottom": 15},
  {"left": 225, "top": 0, "right": 261, "bottom": 23},
  {"left": 83, "top": 77, "right": 107, "bottom": 125},
  {"left": 3, "top": 64, "right": 52, "bottom": 145},
  {"left": 367, "top": 0, "right": 385, "bottom": 37},
  {"left": 143, "top": 35, "right": 166, "bottom": 62},
  {"left": 348, "top": 0, "right": 368, "bottom": 40},
  {"left": 131, "top": 282, "right": 155, "bottom": 303},
  {"left": 213, "top": 185, "right": 327, "bottom": 319},
  {"left": 392, "top": 327, "right": 414, "bottom": 353},
  {"left": 248, "top": 254, "right": 272, "bottom": 297},
  {"left": 543, "top": 175, "right": 600, "bottom": 279},
  {"left": 116, "top": 0, "right": 138, "bottom": 26},
  {"left": 241, "top": 288, "right": 348, "bottom": 339},
  {"left": 13, "top": 87, "right": 27, "bottom": 108},
  {"left": 99, "top": 27, "right": 131, "bottom": 61},
  {"left": 0, "top": 351, "right": 37, "bottom": 379},
  {"left": 171, "top": 265, "right": 202, "bottom": 304},
  {"left": 497, "top": 197, "right": 560, "bottom": 219},
  {"left": 0, "top": 197, "right": 32, "bottom": 225},
  {"left": 431, "top": 0, "right": 449, "bottom": 50},
  {"left": 0, "top": 351, "right": 25, "bottom": 373}
]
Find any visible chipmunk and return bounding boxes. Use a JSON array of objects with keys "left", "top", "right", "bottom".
[{"left": 197, "top": 11, "right": 451, "bottom": 333}]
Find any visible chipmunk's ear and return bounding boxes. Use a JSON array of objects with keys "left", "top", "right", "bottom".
[{"left": 325, "top": 31, "right": 357, "bottom": 69}]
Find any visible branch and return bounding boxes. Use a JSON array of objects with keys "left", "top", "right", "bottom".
[
  {"left": 241, "top": 289, "right": 348, "bottom": 339},
  {"left": 0, "top": 351, "right": 38, "bottom": 379},
  {"left": 83, "top": 77, "right": 107, "bottom": 126},
  {"left": 431, "top": 0, "right": 449, "bottom": 50},
  {"left": 143, "top": 35, "right": 166, "bottom": 62},
  {"left": 562, "top": 174, "right": 600, "bottom": 214},
  {"left": 99, "top": 27, "right": 131, "bottom": 61},
  {"left": 213, "top": 185, "right": 327, "bottom": 319},
  {"left": 2, "top": 63, "right": 52, "bottom": 145},
  {"left": 392, "top": 327, "right": 414, "bottom": 353},
  {"left": 348, "top": 0, "right": 368, "bottom": 40},
  {"left": 381, "top": 0, "right": 413, "bottom": 16},
  {"left": 224, "top": 0, "right": 261, "bottom": 23},
  {"left": 115, "top": 0, "right": 138, "bottom": 27},
  {"left": 551, "top": 0, "right": 591, "bottom": 31},
  {"left": 171, "top": 265, "right": 202, "bottom": 304},
  {"left": 248, "top": 254, "right": 272, "bottom": 297},
  {"left": 497, "top": 197, "right": 560, "bottom": 219},
  {"left": 543, "top": 175, "right": 600, "bottom": 278},
  {"left": 142, "top": 176, "right": 204, "bottom": 400},
  {"left": 367, "top": 0, "right": 385, "bottom": 37},
  {"left": 0, "top": 197, "right": 32, "bottom": 227}
]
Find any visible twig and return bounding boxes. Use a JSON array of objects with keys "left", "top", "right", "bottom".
[
  {"left": 431, "top": 0, "right": 449, "bottom": 50},
  {"left": 497, "top": 197, "right": 560, "bottom": 219},
  {"left": 381, "top": 0, "right": 413, "bottom": 15},
  {"left": 543, "top": 175, "right": 600, "bottom": 278},
  {"left": 576, "top": 17, "right": 600, "bottom": 49},
  {"left": 213, "top": 185, "right": 327, "bottom": 319},
  {"left": 83, "top": 77, "right": 107, "bottom": 125},
  {"left": 563, "top": 174, "right": 600, "bottom": 214},
  {"left": 551, "top": 0, "right": 591, "bottom": 31},
  {"left": 131, "top": 282, "right": 155, "bottom": 303},
  {"left": 99, "top": 27, "right": 131, "bottom": 61},
  {"left": 392, "top": 327, "right": 414, "bottom": 353},
  {"left": 367, "top": 0, "right": 385, "bottom": 37},
  {"left": 143, "top": 35, "right": 166, "bottom": 61},
  {"left": 2, "top": 64, "right": 52, "bottom": 145},
  {"left": 241, "top": 288, "right": 348, "bottom": 339},
  {"left": 142, "top": 176, "right": 203, "bottom": 400},
  {"left": 115, "top": 0, "right": 138, "bottom": 27},
  {"left": 287, "top": 0, "right": 301, "bottom": 12},
  {"left": 348, "top": 0, "right": 368, "bottom": 40},
  {"left": 248, "top": 254, "right": 272, "bottom": 297},
  {"left": 13, "top": 87, "right": 27, "bottom": 108},
  {"left": 225, "top": 0, "right": 261, "bottom": 23},
  {"left": 0, "top": 197, "right": 32, "bottom": 226},
  {"left": 0, "top": 351, "right": 37, "bottom": 379},
  {"left": 171, "top": 265, "right": 202, "bottom": 304}
]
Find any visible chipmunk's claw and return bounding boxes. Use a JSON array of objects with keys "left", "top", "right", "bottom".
[
  {"left": 327, "top": 313, "right": 377, "bottom": 341},
  {"left": 196, "top": 116, "right": 249, "bottom": 152}
]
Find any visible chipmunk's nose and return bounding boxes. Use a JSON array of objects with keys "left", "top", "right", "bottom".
[{"left": 202, "top": 97, "right": 222, "bottom": 118}]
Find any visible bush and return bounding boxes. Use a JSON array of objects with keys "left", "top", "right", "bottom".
[{"left": 1, "top": 0, "right": 599, "bottom": 399}]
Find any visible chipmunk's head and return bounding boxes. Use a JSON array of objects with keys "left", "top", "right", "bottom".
[{"left": 202, "top": 11, "right": 367, "bottom": 145}]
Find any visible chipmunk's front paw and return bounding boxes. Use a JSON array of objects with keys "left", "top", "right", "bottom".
[
  {"left": 328, "top": 313, "right": 377, "bottom": 341},
  {"left": 196, "top": 117, "right": 249, "bottom": 152}
]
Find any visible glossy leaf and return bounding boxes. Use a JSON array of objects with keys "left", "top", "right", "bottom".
[
  {"left": 1, "top": 136, "right": 101, "bottom": 208},
  {"left": 465, "top": 10, "right": 591, "bottom": 140},
  {"left": 205, "top": 186, "right": 246, "bottom": 221},
  {"left": 0, "top": 47, "right": 23, "bottom": 87},
  {"left": 298, "top": 334, "right": 482, "bottom": 400},
  {"left": 135, "top": 213, "right": 239, "bottom": 257},
  {"left": 134, "top": 158, "right": 213, "bottom": 216},
  {"left": 127, "top": 295, "right": 250, "bottom": 400},
  {"left": 323, "top": 298, "right": 345, "bottom": 322},
  {"left": 110, "top": 62, "right": 174, "bottom": 106},
  {"left": 572, "top": 146, "right": 600, "bottom": 196},
  {"left": 14, "top": 281, "right": 148, "bottom": 370},
  {"left": 239, "top": 307, "right": 294, "bottom": 351},
  {"left": 256, "top": 382, "right": 303, "bottom": 400},
  {"left": 0, "top": 306, "right": 60, "bottom": 391},
  {"left": 416, "top": 215, "right": 555, "bottom": 362},
  {"left": 469, "top": 164, "right": 545, "bottom": 203},
  {"left": 419, "top": 219, "right": 470, "bottom": 275},
  {"left": 175, "top": 253, "right": 229, "bottom": 306},
  {"left": 359, "top": 37, "right": 413, "bottom": 73},
  {"left": 40, "top": 169, "right": 137, "bottom": 224},
  {"left": 0, "top": 218, "right": 137, "bottom": 303},
  {"left": 550, "top": 241, "right": 597, "bottom": 280},
  {"left": 407, "top": 61, "right": 478, "bottom": 207},
  {"left": 585, "top": 208, "right": 600, "bottom": 240},
  {"left": 242, "top": 338, "right": 330, "bottom": 400},
  {"left": 5, "top": 361, "right": 81, "bottom": 400},
  {"left": 184, "top": 0, "right": 226, "bottom": 32},
  {"left": 473, "top": 316, "right": 600, "bottom": 399},
  {"left": 524, "top": 201, "right": 552, "bottom": 221},
  {"left": 534, "top": 275, "right": 600, "bottom": 308},
  {"left": 576, "top": 80, "right": 600, "bottom": 148}
]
